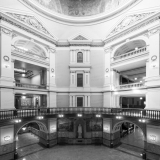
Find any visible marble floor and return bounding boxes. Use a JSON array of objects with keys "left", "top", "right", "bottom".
[{"left": 16, "top": 129, "right": 144, "bottom": 160}]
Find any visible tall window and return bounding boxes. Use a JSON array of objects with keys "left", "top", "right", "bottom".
[
  {"left": 77, "top": 97, "right": 83, "bottom": 107},
  {"left": 77, "top": 52, "right": 83, "bottom": 63},
  {"left": 77, "top": 73, "right": 83, "bottom": 87}
]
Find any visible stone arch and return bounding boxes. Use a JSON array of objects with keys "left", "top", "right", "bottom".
[
  {"left": 112, "top": 36, "right": 149, "bottom": 58},
  {"left": 15, "top": 120, "right": 48, "bottom": 138},
  {"left": 112, "top": 120, "right": 146, "bottom": 140}
]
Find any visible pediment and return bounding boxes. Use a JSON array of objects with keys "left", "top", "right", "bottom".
[
  {"left": 107, "top": 11, "right": 156, "bottom": 38},
  {"left": 6, "top": 12, "right": 55, "bottom": 39},
  {"left": 73, "top": 35, "right": 88, "bottom": 40},
  {"left": 69, "top": 33, "right": 91, "bottom": 41}
]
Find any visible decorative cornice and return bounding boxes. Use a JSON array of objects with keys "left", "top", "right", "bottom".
[
  {"left": 105, "top": 12, "right": 160, "bottom": 44},
  {"left": 0, "top": 12, "right": 57, "bottom": 45},
  {"left": 108, "top": 12, "right": 155, "bottom": 37},
  {"left": 57, "top": 44, "right": 104, "bottom": 47},
  {"left": 7, "top": 12, "right": 54, "bottom": 39}
]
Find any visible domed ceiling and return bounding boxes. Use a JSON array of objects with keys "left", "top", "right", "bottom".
[
  {"left": 21, "top": 0, "right": 141, "bottom": 23},
  {"left": 33, "top": 0, "right": 127, "bottom": 17}
]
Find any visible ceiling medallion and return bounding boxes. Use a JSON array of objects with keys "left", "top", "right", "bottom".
[
  {"left": 3, "top": 56, "right": 10, "bottom": 61},
  {"left": 151, "top": 55, "right": 157, "bottom": 61}
]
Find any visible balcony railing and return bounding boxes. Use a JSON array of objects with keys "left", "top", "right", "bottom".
[
  {"left": 113, "top": 46, "right": 148, "bottom": 61},
  {"left": 115, "top": 82, "right": 145, "bottom": 90},
  {"left": 11, "top": 45, "right": 48, "bottom": 61},
  {"left": 0, "top": 107, "right": 160, "bottom": 121},
  {"left": 15, "top": 82, "right": 46, "bottom": 89}
]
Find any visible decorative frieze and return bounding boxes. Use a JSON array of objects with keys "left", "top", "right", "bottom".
[
  {"left": 105, "top": 12, "right": 159, "bottom": 44},
  {"left": 7, "top": 12, "right": 54, "bottom": 39},
  {"left": 0, "top": 27, "right": 12, "bottom": 36},
  {"left": 0, "top": 14, "right": 56, "bottom": 45},
  {"left": 108, "top": 12, "right": 155, "bottom": 37}
]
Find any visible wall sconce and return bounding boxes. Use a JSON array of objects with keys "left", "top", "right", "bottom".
[
  {"left": 37, "top": 116, "right": 44, "bottom": 120},
  {"left": 15, "top": 119, "right": 21, "bottom": 123},
  {"left": 149, "top": 135, "right": 156, "bottom": 142},
  {"left": 96, "top": 114, "right": 101, "bottom": 118},
  {"left": 139, "top": 119, "right": 146, "bottom": 123},
  {"left": 51, "top": 127, "right": 56, "bottom": 132},
  {"left": 22, "top": 127, "right": 26, "bottom": 131},
  {"left": 104, "top": 126, "right": 109, "bottom": 132},
  {"left": 4, "top": 136, "right": 11, "bottom": 142},
  {"left": 116, "top": 116, "right": 122, "bottom": 119},
  {"left": 77, "top": 114, "right": 82, "bottom": 117},
  {"left": 58, "top": 114, "right": 64, "bottom": 118}
]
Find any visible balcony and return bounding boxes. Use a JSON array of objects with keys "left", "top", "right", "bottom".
[
  {"left": 115, "top": 82, "right": 145, "bottom": 90},
  {"left": 15, "top": 82, "right": 47, "bottom": 90},
  {"left": 0, "top": 107, "right": 160, "bottom": 121},
  {"left": 112, "top": 46, "right": 149, "bottom": 62},
  {"left": 11, "top": 45, "right": 49, "bottom": 62}
]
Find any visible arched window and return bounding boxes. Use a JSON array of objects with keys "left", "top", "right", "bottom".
[{"left": 77, "top": 52, "right": 83, "bottom": 63}]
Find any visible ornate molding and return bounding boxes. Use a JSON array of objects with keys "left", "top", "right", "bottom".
[
  {"left": 108, "top": 12, "right": 155, "bottom": 37},
  {"left": 0, "top": 12, "right": 56, "bottom": 45},
  {"left": 1, "top": 27, "right": 12, "bottom": 36},
  {"left": 7, "top": 12, "right": 54, "bottom": 39},
  {"left": 48, "top": 47, "right": 56, "bottom": 54},
  {"left": 73, "top": 35, "right": 88, "bottom": 40},
  {"left": 105, "top": 12, "right": 159, "bottom": 44},
  {"left": 148, "top": 28, "right": 160, "bottom": 36},
  {"left": 104, "top": 47, "right": 113, "bottom": 54}
]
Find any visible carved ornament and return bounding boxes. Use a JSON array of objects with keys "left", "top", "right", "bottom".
[
  {"left": 108, "top": 12, "right": 155, "bottom": 37},
  {"left": 1, "top": 28, "right": 12, "bottom": 36},
  {"left": 73, "top": 35, "right": 88, "bottom": 40},
  {"left": 7, "top": 12, "right": 54, "bottom": 39}
]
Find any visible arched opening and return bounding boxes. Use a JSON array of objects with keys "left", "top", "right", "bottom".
[
  {"left": 15, "top": 121, "right": 47, "bottom": 159},
  {"left": 113, "top": 121, "right": 145, "bottom": 158},
  {"left": 114, "top": 39, "right": 147, "bottom": 57},
  {"left": 14, "top": 40, "right": 46, "bottom": 57}
]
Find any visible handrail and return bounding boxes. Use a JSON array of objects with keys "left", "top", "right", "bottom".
[
  {"left": 113, "top": 46, "right": 149, "bottom": 61},
  {"left": 0, "top": 107, "right": 160, "bottom": 120},
  {"left": 15, "top": 82, "right": 46, "bottom": 89},
  {"left": 11, "top": 45, "right": 48, "bottom": 61},
  {"left": 115, "top": 82, "right": 145, "bottom": 90}
]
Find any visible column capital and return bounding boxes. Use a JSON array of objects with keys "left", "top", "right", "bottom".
[
  {"left": 46, "top": 47, "right": 56, "bottom": 54},
  {"left": 104, "top": 47, "right": 113, "bottom": 54}
]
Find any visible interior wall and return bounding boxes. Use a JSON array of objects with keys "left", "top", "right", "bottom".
[
  {"left": 57, "top": 95, "right": 69, "bottom": 107},
  {"left": 15, "top": 77, "right": 31, "bottom": 84},
  {"left": 31, "top": 74, "right": 41, "bottom": 85},
  {"left": 91, "top": 95, "right": 103, "bottom": 107},
  {"left": 90, "top": 49, "right": 104, "bottom": 87},
  {"left": 56, "top": 49, "right": 70, "bottom": 88}
]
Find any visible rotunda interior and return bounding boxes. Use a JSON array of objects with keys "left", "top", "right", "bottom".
[{"left": 0, "top": 0, "right": 160, "bottom": 160}]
